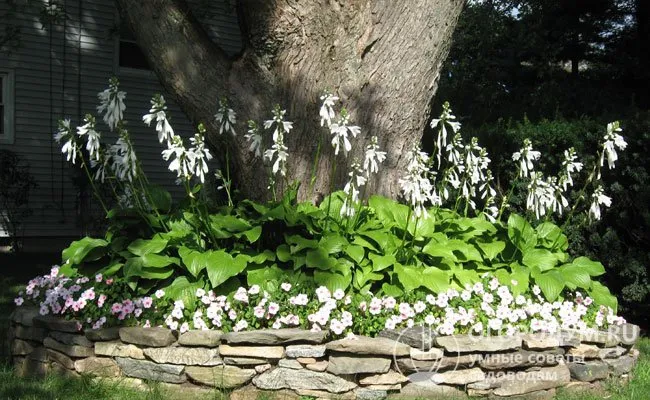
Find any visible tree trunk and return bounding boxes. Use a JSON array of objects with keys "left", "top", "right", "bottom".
[{"left": 116, "top": 0, "right": 464, "bottom": 202}]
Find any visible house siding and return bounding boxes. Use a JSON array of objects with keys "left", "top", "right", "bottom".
[{"left": 0, "top": 0, "right": 241, "bottom": 239}]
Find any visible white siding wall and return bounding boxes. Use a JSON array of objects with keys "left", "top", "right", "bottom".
[{"left": 0, "top": 0, "right": 241, "bottom": 239}]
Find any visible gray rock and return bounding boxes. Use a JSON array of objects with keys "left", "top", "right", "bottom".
[
  {"left": 33, "top": 316, "right": 80, "bottom": 333},
  {"left": 297, "top": 357, "right": 318, "bottom": 364},
  {"left": 13, "top": 325, "right": 47, "bottom": 342},
  {"left": 409, "top": 347, "right": 443, "bottom": 361},
  {"left": 356, "top": 388, "right": 387, "bottom": 400},
  {"left": 43, "top": 337, "right": 94, "bottom": 358},
  {"left": 480, "top": 350, "right": 562, "bottom": 370},
  {"left": 50, "top": 361, "right": 80, "bottom": 378},
  {"left": 95, "top": 341, "right": 144, "bottom": 359},
  {"left": 85, "top": 327, "right": 121, "bottom": 342},
  {"left": 492, "top": 364, "right": 571, "bottom": 396},
  {"left": 11, "top": 339, "right": 34, "bottom": 355},
  {"left": 253, "top": 367, "right": 357, "bottom": 393},
  {"left": 178, "top": 330, "right": 222, "bottom": 347},
  {"left": 568, "top": 361, "right": 610, "bottom": 382},
  {"left": 567, "top": 344, "right": 600, "bottom": 360},
  {"left": 391, "top": 382, "right": 464, "bottom": 399},
  {"left": 185, "top": 365, "right": 256, "bottom": 388},
  {"left": 278, "top": 359, "right": 303, "bottom": 369},
  {"left": 143, "top": 347, "right": 219, "bottom": 365},
  {"left": 15, "top": 357, "right": 49, "bottom": 378},
  {"left": 523, "top": 333, "right": 561, "bottom": 350},
  {"left": 599, "top": 346, "right": 627, "bottom": 359},
  {"left": 49, "top": 331, "right": 94, "bottom": 348},
  {"left": 359, "top": 371, "right": 409, "bottom": 385},
  {"left": 46, "top": 349, "right": 75, "bottom": 369},
  {"left": 11, "top": 307, "right": 40, "bottom": 326},
  {"left": 285, "top": 344, "right": 326, "bottom": 358},
  {"left": 491, "top": 388, "right": 557, "bottom": 400},
  {"left": 396, "top": 353, "right": 483, "bottom": 372},
  {"left": 231, "top": 386, "right": 301, "bottom": 400},
  {"left": 219, "top": 344, "right": 284, "bottom": 359},
  {"left": 74, "top": 357, "right": 120, "bottom": 377},
  {"left": 378, "top": 326, "right": 435, "bottom": 351},
  {"left": 115, "top": 357, "right": 186, "bottom": 383},
  {"left": 364, "top": 384, "right": 401, "bottom": 391},
  {"left": 605, "top": 355, "right": 637, "bottom": 376},
  {"left": 436, "top": 334, "right": 522, "bottom": 352},
  {"left": 222, "top": 329, "right": 327, "bottom": 345},
  {"left": 326, "top": 336, "right": 410, "bottom": 357},
  {"left": 558, "top": 331, "right": 581, "bottom": 348},
  {"left": 562, "top": 329, "right": 619, "bottom": 347},
  {"left": 295, "top": 389, "right": 355, "bottom": 400},
  {"left": 609, "top": 324, "right": 640, "bottom": 346},
  {"left": 254, "top": 364, "right": 271, "bottom": 374},
  {"left": 119, "top": 327, "right": 177, "bottom": 347},
  {"left": 224, "top": 357, "right": 267, "bottom": 366},
  {"left": 306, "top": 360, "right": 329, "bottom": 372},
  {"left": 431, "top": 367, "right": 485, "bottom": 385},
  {"left": 28, "top": 347, "right": 48, "bottom": 362},
  {"left": 327, "top": 355, "right": 391, "bottom": 375}
]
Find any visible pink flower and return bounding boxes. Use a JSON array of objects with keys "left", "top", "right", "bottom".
[
  {"left": 180, "top": 322, "right": 190, "bottom": 333},
  {"left": 142, "top": 297, "right": 153, "bottom": 309},
  {"left": 333, "top": 289, "right": 345, "bottom": 300},
  {"left": 95, "top": 273, "right": 103, "bottom": 283},
  {"left": 14, "top": 297, "right": 24, "bottom": 306},
  {"left": 50, "top": 266, "right": 59, "bottom": 277},
  {"left": 105, "top": 279, "right": 113, "bottom": 285},
  {"left": 39, "top": 305, "right": 49, "bottom": 315},
  {"left": 143, "top": 320, "right": 151, "bottom": 328},
  {"left": 228, "top": 309, "right": 237, "bottom": 320},
  {"left": 82, "top": 288, "right": 95, "bottom": 301},
  {"left": 155, "top": 290, "right": 165, "bottom": 299},
  {"left": 254, "top": 306, "right": 265, "bottom": 319},
  {"left": 268, "top": 302, "right": 280, "bottom": 315},
  {"left": 97, "top": 294, "right": 107, "bottom": 307},
  {"left": 111, "top": 303, "right": 123, "bottom": 314},
  {"left": 134, "top": 308, "right": 143, "bottom": 317}
]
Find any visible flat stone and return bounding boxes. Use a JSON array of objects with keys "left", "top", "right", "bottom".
[
  {"left": 480, "top": 350, "right": 562, "bottom": 370},
  {"left": 15, "top": 357, "right": 49, "bottom": 378},
  {"left": 115, "top": 357, "right": 186, "bottom": 383},
  {"left": 224, "top": 357, "right": 267, "bottom": 366},
  {"left": 605, "top": 354, "right": 637, "bottom": 376},
  {"left": 568, "top": 361, "right": 609, "bottom": 382},
  {"left": 11, "top": 307, "right": 40, "bottom": 326},
  {"left": 365, "top": 384, "right": 401, "bottom": 391},
  {"left": 297, "top": 357, "right": 318, "bottom": 364},
  {"left": 254, "top": 364, "right": 271, "bottom": 373},
  {"left": 327, "top": 355, "right": 391, "bottom": 375},
  {"left": 436, "top": 334, "right": 522, "bottom": 352},
  {"left": 95, "top": 341, "right": 144, "bottom": 359},
  {"left": 409, "top": 347, "right": 443, "bottom": 361},
  {"left": 143, "top": 347, "right": 219, "bottom": 365},
  {"left": 295, "top": 389, "right": 355, "bottom": 400},
  {"left": 523, "top": 333, "right": 561, "bottom": 350},
  {"left": 599, "top": 346, "right": 627, "bottom": 359},
  {"left": 74, "top": 357, "right": 120, "bottom": 377},
  {"left": 609, "top": 324, "right": 640, "bottom": 346},
  {"left": 431, "top": 367, "right": 485, "bottom": 385},
  {"left": 13, "top": 325, "right": 47, "bottom": 342},
  {"left": 359, "top": 371, "right": 410, "bottom": 385},
  {"left": 49, "top": 331, "right": 94, "bottom": 347},
  {"left": 185, "top": 365, "right": 256, "bottom": 388},
  {"left": 91, "top": 377, "right": 147, "bottom": 390},
  {"left": 28, "top": 347, "right": 48, "bottom": 362},
  {"left": 396, "top": 353, "right": 483, "bottom": 372},
  {"left": 46, "top": 349, "right": 75, "bottom": 369},
  {"left": 563, "top": 381, "right": 606, "bottom": 394},
  {"left": 490, "top": 388, "right": 556, "bottom": 399},
  {"left": 219, "top": 344, "right": 284, "bottom": 359},
  {"left": 285, "top": 344, "right": 326, "bottom": 358},
  {"left": 558, "top": 331, "right": 580, "bottom": 347},
  {"left": 378, "top": 326, "right": 435, "bottom": 351},
  {"left": 278, "top": 359, "right": 303, "bottom": 369},
  {"left": 11, "top": 339, "right": 34, "bottom": 355},
  {"left": 327, "top": 336, "right": 410, "bottom": 357},
  {"left": 222, "top": 328, "right": 327, "bottom": 345},
  {"left": 43, "top": 337, "right": 94, "bottom": 358},
  {"left": 391, "top": 382, "right": 464, "bottom": 399},
  {"left": 306, "top": 361, "right": 329, "bottom": 372},
  {"left": 253, "top": 367, "right": 357, "bottom": 393},
  {"left": 567, "top": 344, "right": 600, "bottom": 360},
  {"left": 119, "top": 327, "right": 177, "bottom": 347},
  {"left": 562, "top": 329, "right": 619, "bottom": 347},
  {"left": 231, "top": 386, "right": 300, "bottom": 400},
  {"left": 356, "top": 388, "right": 387, "bottom": 400},
  {"left": 178, "top": 330, "right": 223, "bottom": 347},
  {"left": 33, "top": 315, "right": 80, "bottom": 333},
  {"left": 85, "top": 327, "right": 121, "bottom": 341},
  {"left": 492, "top": 364, "right": 570, "bottom": 396},
  {"left": 50, "top": 361, "right": 80, "bottom": 378}
]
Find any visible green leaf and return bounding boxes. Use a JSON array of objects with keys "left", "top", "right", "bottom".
[
  {"left": 62, "top": 237, "right": 108, "bottom": 264},
  {"left": 306, "top": 248, "right": 338, "bottom": 270},
  {"left": 163, "top": 276, "right": 204, "bottom": 312},
  {"left": 446, "top": 239, "right": 483, "bottom": 262},
  {"left": 205, "top": 251, "right": 249, "bottom": 288},
  {"left": 360, "top": 231, "right": 393, "bottom": 252},
  {"left": 97, "top": 260, "right": 123, "bottom": 276},
  {"left": 344, "top": 245, "right": 365, "bottom": 264},
  {"left": 352, "top": 235, "right": 379, "bottom": 251},
  {"left": 522, "top": 248, "right": 559, "bottom": 271},
  {"left": 319, "top": 234, "right": 348, "bottom": 254},
  {"left": 241, "top": 226, "right": 263, "bottom": 243},
  {"left": 533, "top": 270, "right": 565, "bottom": 301},
  {"left": 588, "top": 281, "right": 618, "bottom": 312},
  {"left": 475, "top": 241, "right": 506, "bottom": 261},
  {"left": 178, "top": 247, "right": 207, "bottom": 277},
  {"left": 559, "top": 263, "right": 592, "bottom": 290},
  {"left": 276, "top": 244, "right": 292, "bottom": 262},
  {"left": 247, "top": 264, "right": 286, "bottom": 288},
  {"left": 395, "top": 264, "right": 450, "bottom": 293},
  {"left": 285, "top": 235, "right": 318, "bottom": 254},
  {"left": 368, "top": 253, "right": 396, "bottom": 272},
  {"left": 314, "top": 271, "right": 351, "bottom": 291},
  {"left": 570, "top": 256, "right": 606, "bottom": 277},
  {"left": 454, "top": 269, "right": 480, "bottom": 288},
  {"left": 127, "top": 235, "right": 168, "bottom": 257},
  {"left": 507, "top": 214, "right": 537, "bottom": 251},
  {"left": 141, "top": 253, "right": 179, "bottom": 268},
  {"left": 422, "top": 240, "right": 458, "bottom": 261},
  {"left": 148, "top": 184, "right": 172, "bottom": 212},
  {"left": 509, "top": 263, "right": 530, "bottom": 296},
  {"left": 381, "top": 283, "right": 404, "bottom": 297},
  {"left": 536, "top": 222, "right": 568, "bottom": 251}
]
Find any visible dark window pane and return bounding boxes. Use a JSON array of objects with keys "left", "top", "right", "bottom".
[
  {"left": 0, "top": 105, "right": 4, "bottom": 135},
  {"left": 119, "top": 41, "right": 151, "bottom": 70}
]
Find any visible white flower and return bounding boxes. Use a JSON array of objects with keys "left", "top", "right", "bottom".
[
  {"left": 155, "top": 289, "right": 165, "bottom": 299},
  {"left": 340, "top": 163, "right": 367, "bottom": 218},
  {"left": 263, "top": 107, "right": 291, "bottom": 177},
  {"left": 600, "top": 121, "right": 626, "bottom": 170},
  {"left": 363, "top": 136, "right": 387, "bottom": 177},
  {"left": 329, "top": 111, "right": 360, "bottom": 157},
  {"left": 189, "top": 130, "right": 213, "bottom": 183},
  {"left": 319, "top": 92, "right": 339, "bottom": 127},
  {"left": 214, "top": 98, "right": 237, "bottom": 136},
  {"left": 560, "top": 148, "right": 583, "bottom": 190},
  {"left": 333, "top": 289, "right": 345, "bottom": 300},
  {"left": 96, "top": 77, "right": 126, "bottom": 131},
  {"left": 143, "top": 94, "right": 174, "bottom": 145},
  {"left": 281, "top": 282, "right": 292, "bottom": 292},
  {"left": 512, "top": 139, "right": 540, "bottom": 178},
  {"left": 588, "top": 185, "right": 612, "bottom": 221},
  {"left": 110, "top": 134, "right": 138, "bottom": 182},
  {"left": 234, "top": 287, "right": 249, "bottom": 303},
  {"left": 76, "top": 115, "right": 102, "bottom": 161},
  {"left": 234, "top": 319, "right": 248, "bottom": 332},
  {"left": 248, "top": 285, "right": 261, "bottom": 295},
  {"left": 461, "top": 290, "right": 472, "bottom": 301},
  {"left": 54, "top": 119, "right": 78, "bottom": 164},
  {"left": 399, "top": 145, "right": 437, "bottom": 218},
  {"left": 162, "top": 135, "right": 194, "bottom": 182},
  {"left": 316, "top": 286, "right": 331, "bottom": 303},
  {"left": 430, "top": 102, "right": 461, "bottom": 166},
  {"left": 244, "top": 121, "right": 263, "bottom": 158}
]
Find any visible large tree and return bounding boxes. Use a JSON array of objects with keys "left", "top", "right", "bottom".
[{"left": 116, "top": 0, "right": 464, "bottom": 202}]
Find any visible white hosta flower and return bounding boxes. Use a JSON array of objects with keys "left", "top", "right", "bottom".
[
  {"left": 431, "top": 101, "right": 461, "bottom": 166},
  {"left": 162, "top": 135, "right": 195, "bottom": 182},
  {"left": 96, "top": 77, "right": 126, "bottom": 131},
  {"left": 189, "top": 129, "right": 213, "bottom": 183},
  {"left": 588, "top": 185, "right": 612, "bottom": 221},
  {"left": 512, "top": 139, "right": 541, "bottom": 178},
  {"left": 214, "top": 98, "right": 237, "bottom": 136},
  {"left": 264, "top": 107, "right": 293, "bottom": 141},
  {"left": 560, "top": 147, "right": 583, "bottom": 190},
  {"left": 363, "top": 135, "right": 387, "bottom": 177},
  {"left": 264, "top": 143, "right": 289, "bottom": 177},
  {"left": 263, "top": 106, "right": 291, "bottom": 177},
  {"left": 54, "top": 119, "right": 78, "bottom": 164},
  {"left": 319, "top": 92, "right": 339, "bottom": 127},
  {"left": 90, "top": 149, "right": 111, "bottom": 183},
  {"left": 600, "top": 121, "right": 626, "bottom": 170},
  {"left": 109, "top": 134, "right": 138, "bottom": 182},
  {"left": 399, "top": 145, "right": 437, "bottom": 218},
  {"left": 143, "top": 94, "right": 174, "bottom": 145},
  {"left": 330, "top": 111, "right": 360, "bottom": 157},
  {"left": 76, "top": 114, "right": 101, "bottom": 161},
  {"left": 245, "top": 120, "right": 263, "bottom": 158},
  {"left": 341, "top": 162, "right": 367, "bottom": 218}
]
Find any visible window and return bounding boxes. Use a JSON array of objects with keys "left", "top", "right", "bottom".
[
  {"left": 0, "top": 70, "right": 15, "bottom": 145},
  {"left": 118, "top": 21, "right": 151, "bottom": 71}
]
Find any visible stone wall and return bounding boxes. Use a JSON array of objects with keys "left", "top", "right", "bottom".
[{"left": 7, "top": 307, "right": 641, "bottom": 400}]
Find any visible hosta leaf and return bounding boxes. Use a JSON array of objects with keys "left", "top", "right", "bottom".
[
  {"left": 369, "top": 253, "right": 396, "bottom": 272},
  {"left": 163, "top": 276, "right": 204, "bottom": 312},
  {"left": 533, "top": 270, "right": 565, "bottom": 302},
  {"left": 588, "top": 281, "right": 618, "bottom": 312},
  {"left": 62, "top": 237, "right": 108, "bottom": 264},
  {"left": 344, "top": 245, "right": 365, "bottom": 264},
  {"left": 507, "top": 214, "right": 537, "bottom": 251},
  {"left": 127, "top": 235, "right": 168, "bottom": 257},
  {"left": 559, "top": 263, "right": 592, "bottom": 290},
  {"left": 306, "top": 248, "right": 338, "bottom": 270},
  {"left": 522, "top": 248, "right": 559, "bottom": 271},
  {"left": 570, "top": 256, "right": 606, "bottom": 277},
  {"left": 475, "top": 241, "right": 506, "bottom": 261},
  {"left": 395, "top": 264, "right": 449, "bottom": 293},
  {"left": 314, "top": 271, "right": 351, "bottom": 292},
  {"left": 205, "top": 251, "right": 249, "bottom": 288},
  {"left": 141, "top": 254, "right": 179, "bottom": 268},
  {"left": 319, "top": 234, "right": 348, "bottom": 254}
]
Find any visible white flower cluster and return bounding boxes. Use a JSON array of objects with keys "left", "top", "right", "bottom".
[
  {"left": 96, "top": 77, "right": 126, "bottom": 132},
  {"left": 512, "top": 138, "right": 541, "bottom": 179},
  {"left": 399, "top": 145, "right": 438, "bottom": 218},
  {"left": 244, "top": 121, "right": 263, "bottom": 158},
  {"left": 263, "top": 106, "right": 292, "bottom": 177},
  {"left": 319, "top": 94, "right": 361, "bottom": 157},
  {"left": 430, "top": 101, "right": 462, "bottom": 166},
  {"left": 600, "top": 121, "right": 627, "bottom": 171},
  {"left": 214, "top": 98, "right": 237, "bottom": 136},
  {"left": 341, "top": 162, "right": 367, "bottom": 218}
]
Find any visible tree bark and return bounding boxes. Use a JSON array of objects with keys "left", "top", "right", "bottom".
[{"left": 116, "top": 0, "right": 464, "bottom": 202}]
